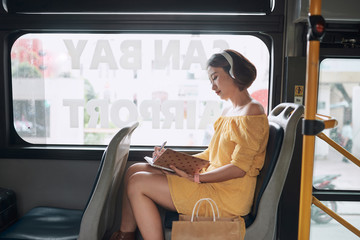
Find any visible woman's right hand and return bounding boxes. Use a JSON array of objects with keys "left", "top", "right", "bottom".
[{"left": 152, "top": 146, "right": 166, "bottom": 159}]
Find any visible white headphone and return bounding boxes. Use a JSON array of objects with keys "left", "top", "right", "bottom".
[{"left": 220, "top": 51, "right": 235, "bottom": 79}]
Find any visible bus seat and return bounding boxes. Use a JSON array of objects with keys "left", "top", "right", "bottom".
[
  {"left": 244, "top": 103, "right": 303, "bottom": 240},
  {"left": 242, "top": 120, "right": 284, "bottom": 228},
  {"left": 163, "top": 103, "right": 303, "bottom": 240},
  {"left": 0, "top": 122, "right": 139, "bottom": 240}
]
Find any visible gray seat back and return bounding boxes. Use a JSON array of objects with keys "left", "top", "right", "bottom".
[
  {"left": 244, "top": 103, "right": 303, "bottom": 240},
  {"left": 78, "top": 122, "right": 139, "bottom": 240},
  {"left": 243, "top": 121, "right": 284, "bottom": 227}
]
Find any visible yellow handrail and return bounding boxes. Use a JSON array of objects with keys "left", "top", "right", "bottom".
[
  {"left": 317, "top": 132, "right": 360, "bottom": 168},
  {"left": 312, "top": 197, "right": 360, "bottom": 237},
  {"left": 315, "top": 114, "right": 337, "bottom": 129},
  {"left": 298, "top": 0, "right": 323, "bottom": 239},
  {"left": 314, "top": 131, "right": 360, "bottom": 238}
]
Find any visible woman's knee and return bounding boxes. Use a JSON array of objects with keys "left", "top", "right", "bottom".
[
  {"left": 125, "top": 163, "right": 149, "bottom": 180},
  {"left": 127, "top": 172, "right": 175, "bottom": 211},
  {"left": 127, "top": 172, "right": 149, "bottom": 197}
]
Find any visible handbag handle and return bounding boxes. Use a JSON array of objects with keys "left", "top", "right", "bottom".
[{"left": 191, "top": 198, "right": 220, "bottom": 222}]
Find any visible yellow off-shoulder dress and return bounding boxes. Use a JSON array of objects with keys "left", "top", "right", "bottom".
[{"left": 167, "top": 114, "right": 269, "bottom": 221}]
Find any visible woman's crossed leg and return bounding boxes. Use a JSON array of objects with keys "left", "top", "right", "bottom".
[{"left": 119, "top": 163, "right": 176, "bottom": 240}]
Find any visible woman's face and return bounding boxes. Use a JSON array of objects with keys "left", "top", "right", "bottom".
[{"left": 208, "top": 66, "right": 239, "bottom": 100}]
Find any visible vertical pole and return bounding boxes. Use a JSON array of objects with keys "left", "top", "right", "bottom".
[{"left": 298, "top": 0, "right": 323, "bottom": 239}]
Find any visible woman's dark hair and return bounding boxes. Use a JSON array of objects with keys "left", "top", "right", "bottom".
[{"left": 207, "top": 49, "right": 257, "bottom": 91}]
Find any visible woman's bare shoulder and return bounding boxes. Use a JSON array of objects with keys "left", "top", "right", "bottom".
[{"left": 245, "top": 100, "right": 265, "bottom": 116}]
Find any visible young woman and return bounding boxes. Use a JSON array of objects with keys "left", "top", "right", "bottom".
[{"left": 110, "top": 49, "right": 269, "bottom": 240}]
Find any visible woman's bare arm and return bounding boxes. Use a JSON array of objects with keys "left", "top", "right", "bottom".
[{"left": 169, "top": 163, "right": 245, "bottom": 183}]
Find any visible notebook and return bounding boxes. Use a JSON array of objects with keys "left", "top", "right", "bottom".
[{"left": 144, "top": 149, "right": 210, "bottom": 174}]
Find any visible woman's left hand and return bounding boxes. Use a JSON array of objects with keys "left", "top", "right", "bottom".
[{"left": 168, "top": 165, "right": 194, "bottom": 182}]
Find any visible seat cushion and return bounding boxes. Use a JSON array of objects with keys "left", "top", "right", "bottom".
[{"left": 0, "top": 207, "right": 82, "bottom": 240}]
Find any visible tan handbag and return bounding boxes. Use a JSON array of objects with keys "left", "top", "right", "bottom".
[{"left": 171, "top": 198, "right": 245, "bottom": 240}]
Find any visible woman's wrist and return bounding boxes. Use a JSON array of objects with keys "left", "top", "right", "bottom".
[{"left": 194, "top": 173, "right": 201, "bottom": 183}]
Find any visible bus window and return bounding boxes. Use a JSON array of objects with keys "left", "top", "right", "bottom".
[
  {"left": 311, "top": 58, "right": 360, "bottom": 240},
  {"left": 314, "top": 58, "right": 360, "bottom": 191},
  {"left": 310, "top": 201, "right": 360, "bottom": 239},
  {"left": 11, "top": 33, "right": 269, "bottom": 146}
]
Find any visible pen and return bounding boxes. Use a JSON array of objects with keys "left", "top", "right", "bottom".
[{"left": 154, "top": 141, "right": 167, "bottom": 160}]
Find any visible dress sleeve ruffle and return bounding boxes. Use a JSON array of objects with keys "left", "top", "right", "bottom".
[
  {"left": 193, "top": 148, "right": 210, "bottom": 160},
  {"left": 229, "top": 116, "right": 269, "bottom": 177},
  {"left": 194, "top": 117, "right": 222, "bottom": 161}
]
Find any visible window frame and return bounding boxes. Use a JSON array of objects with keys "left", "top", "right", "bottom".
[
  {"left": 312, "top": 49, "right": 360, "bottom": 202},
  {"left": 0, "top": 12, "right": 284, "bottom": 160}
]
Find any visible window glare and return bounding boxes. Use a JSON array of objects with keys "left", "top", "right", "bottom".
[{"left": 11, "top": 33, "right": 269, "bottom": 146}]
